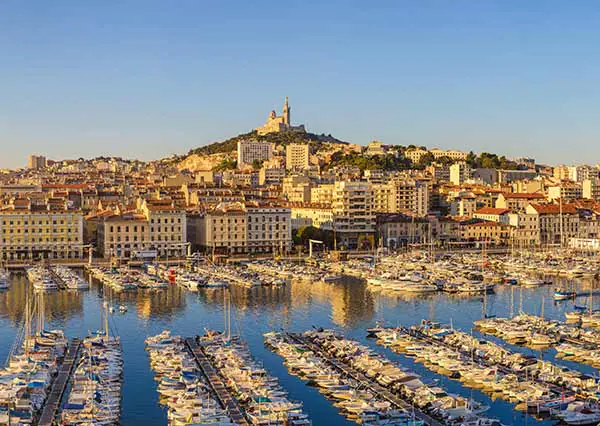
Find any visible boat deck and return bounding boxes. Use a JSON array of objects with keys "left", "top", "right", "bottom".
[
  {"left": 287, "top": 332, "right": 443, "bottom": 426},
  {"left": 184, "top": 337, "right": 250, "bottom": 426},
  {"left": 38, "top": 338, "right": 81, "bottom": 426}
]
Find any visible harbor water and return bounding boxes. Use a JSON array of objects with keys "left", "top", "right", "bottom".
[{"left": 1, "top": 272, "right": 597, "bottom": 425}]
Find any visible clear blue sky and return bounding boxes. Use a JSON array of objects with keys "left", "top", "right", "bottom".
[{"left": 2, "top": 0, "right": 600, "bottom": 168}]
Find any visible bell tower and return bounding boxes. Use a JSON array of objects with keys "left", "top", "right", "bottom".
[{"left": 283, "top": 96, "right": 290, "bottom": 126}]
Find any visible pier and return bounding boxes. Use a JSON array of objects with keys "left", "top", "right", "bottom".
[
  {"left": 286, "top": 333, "right": 442, "bottom": 426},
  {"left": 400, "top": 327, "right": 581, "bottom": 397},
  {"left": 184, "top": 337, "right": 249, "bottom": 426},
  {"left": 38, "top": 338, "right": 81, "bottom": 426},
  {"left": 47, "top": 267, "right": 68, "bottom": 290}
]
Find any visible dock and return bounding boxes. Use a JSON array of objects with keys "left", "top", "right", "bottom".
[
  {"left": 184, "top": 338, "right": 249, "bottom": 426},
  {"left": 287, "top": 333, "right": 443, "bottom": 426},
  {"left": 404, "top": 328, "right": 577, "bottom": 397},
  {"left": 47, "top": 267, "right": 68, "bottom": 290},
  {"left": 38, "top": 338, "right": 81, "bottom": 426}
]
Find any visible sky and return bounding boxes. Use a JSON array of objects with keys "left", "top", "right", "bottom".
[{"left": 2, "top": 0, "right": 600, "bottom": 168}]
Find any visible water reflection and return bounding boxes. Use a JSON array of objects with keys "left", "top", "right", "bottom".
[{"left": 0, "top": 273, "right": 84, "bottom": 325}]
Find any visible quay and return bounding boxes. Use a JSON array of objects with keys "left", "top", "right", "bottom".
[
  {"left": 184, "top": 337, "right": 249, "bottom": 426},
  {"left": 286, "top": 333, "right": 443, "bottom": 426},
  {"left": 38, "top": 339, "right": 81, "bottom": 426}
]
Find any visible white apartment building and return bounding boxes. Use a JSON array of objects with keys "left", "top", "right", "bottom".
[
  {"left": 285, "top": 143, "right": 310, "bottom": 170},
  {"left": 583, "top": 179, "right": 600, "bottom": 200},
  {"left": 449, "top": 162, "right": 471, "bottom": 185},
  {"left": 547, "top": 182, "right": 582, "bottom": 201},
  {"left": 332, "top": 181, "right": 375, "bottom": 248},
  {"left": 237, "top": 140, "right": 273, "bottom": 168}
]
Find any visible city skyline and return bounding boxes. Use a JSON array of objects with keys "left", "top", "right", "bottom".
[{"left": 4, "top": 1, "right": 600, "bottom": 168}]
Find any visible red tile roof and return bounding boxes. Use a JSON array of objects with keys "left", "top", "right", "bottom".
[{"left": 474, "top": 207, "right": 511, "bottom": 215}]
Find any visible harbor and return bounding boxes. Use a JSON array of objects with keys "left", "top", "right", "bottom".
[{"left": 1, "top": 256, "right": 600, "bottom": 424}]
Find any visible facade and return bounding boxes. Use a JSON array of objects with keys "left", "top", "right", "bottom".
[
  {"left": 463, "top": 221, "right": 512, "bottom": 245},
  {"left": 237, "top": 140, "right": 274, "bottom": 168},
  {"left": 473, "top": 207, "right": 510, "bottom": 223},
  {"left": 282, "top": 176, "right": 312, "bottom": 203},
  {"left": 526, "top": 203, "right": 580, "bottom": 246},
  {"left": 332, "top": 181, "right": 375, "bottom": 248},
  {"left": 28, "top": 155, "right": 47, "bottom": 170},
  {"left": 495, "top": 193, "right": 546, "bottom": 211},
  {"left": 0, "top": 203, "right": 84, "bottom": 261},
  {"left": 365, "top": 141, "right": 387, "bottom": 156},
  {"left": 449, "top": 162, "right": 471, "bottom": 185},
  {"left": 199, "top": 202, "right": 291, "bottom": 254},
  {"left": 508, "top": 212, "right": 540, "bottom": 247},
  {"left": 583, "top": 179, "right": 600, "bottom": 201},
  {"left": 377, "top": 214, "right": 429, "bottom": 248},
  {"left": 258, "top": 166, "right": 285, "bottom": 186},
  {"left": 98, "top": 200, "right": 187, "bottom": 259},
  {"left": 310, "top": 184, "right": 334, "bottom": 205},
  {"left": 285, "top": 143, "right": 310, "bottom": 170},
  {"left": 547, "top": 182, "right": 582, "bottom": 201},
  {"left": 290, "top": 205, "right": 334, "bottom": 230},
  {"left": 255, "top": 97, "right": 306, "bottom": 135}
]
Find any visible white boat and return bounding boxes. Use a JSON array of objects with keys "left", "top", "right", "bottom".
[{"left": 0, "top": 268, "right": 9, "bottom": 289}]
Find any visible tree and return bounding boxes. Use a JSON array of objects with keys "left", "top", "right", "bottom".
[{"left": 251, "top": 159, "right": 264, "bottom": 170}]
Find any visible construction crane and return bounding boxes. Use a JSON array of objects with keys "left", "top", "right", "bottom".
[{"left": 308, "top": 239, "right": 323, "bottom": 259}]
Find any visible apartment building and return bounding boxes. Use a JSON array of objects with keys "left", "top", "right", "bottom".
[
  {"left": 199, "top": 202, "right": 291, "bottom": 254},
  {"left": 290, "top": 204, "right": 334, "bottom": 230},
  {"left": 282, "top": 176, "right": 312, "bottom": 203},
  {"left": 332, "top": 181, "right": 375, "bottom": 248},
  {"left": 449, "top": 162, "right": 471, "bottom": 185},
  {"left": 583, "top": 179, "right": 600, "bottom": 201},
  {"left": 377, "top": 214, "right": 430, "bottom": 248},
  {"left": 237, "top": 140, "right": 273, "bottom": 168},
  {"left": 526, "top": 203, "right": 580, "bottom": 246},
  {"left": 473, "top": 207, "right": 511, "bottom": 224},
  {"left": 285, "top": 143, "right": 310, "bottom": 170},
  {"left": 495, "top": 192, "right": 546, "bottom": 211},
  {"left": 547, "top": 182, "right": 583, "bottom": 201},
  {"left": 310, "top": 184, "right": 334, "bottom": 205},
  {"left": 0, "top": 200, "right": 84, "bottom": 261},
  {"left": 98, "top": 200, "right": 187, "bottom": 259}
]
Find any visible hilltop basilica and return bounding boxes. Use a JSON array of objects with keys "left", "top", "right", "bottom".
[{"left": 255, "top": 97, "right": 306, "bottom": 135}]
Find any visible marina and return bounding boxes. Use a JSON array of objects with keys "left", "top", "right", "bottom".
[{"left": 1, "top": 257, "right": 599, "bottom": 425}]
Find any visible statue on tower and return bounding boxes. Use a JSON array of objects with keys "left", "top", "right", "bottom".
[{"left": 283, "top": 96, "right": 290, "bottom": 125}]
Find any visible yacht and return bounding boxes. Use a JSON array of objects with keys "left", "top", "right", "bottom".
[{"left": 0, "top": 268, "right": 9, "bottom": 289}]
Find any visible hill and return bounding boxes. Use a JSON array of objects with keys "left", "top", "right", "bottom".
[{"left": 188, "top": 131, "right": 347, "bottom": 156}]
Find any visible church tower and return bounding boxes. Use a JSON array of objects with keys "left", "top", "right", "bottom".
[{"left": 283, "top": 96, "right": 290, "bottom": 126}]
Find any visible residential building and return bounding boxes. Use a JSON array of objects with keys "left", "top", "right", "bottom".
[
  {"left": 473, "top": 207, "right": 510, "bottom": 224},
  {"left": 449, "top": 162, "right": 471, "bottom": 185},
  {"left": 98, "top": 200, "right": 187, "bottom": 259},
  {"left": 463, "top": 220, "right": 512, "bottom": 245},
  {"left": 508, "top": 212, "right": 540, "bottom": 247},
  {"left": 547, "top": 182, "right": 582, "bottom": 201},
  {"left": 0, "top": 200, "right": 84, "bottom": 261},
  {"left": 495, "top": 192, "right": 546, "bottom": 211},
  {"left": 426, "top": 163, "right": 450, "bottom": 181},
  {"left": 199, "top": 202, "right": 291, "bottom": 254},
  {"left": 237, "top": 140, "right": 274, "bottom": 168},
  {"left": 285, "top": 143, "right": 310, "bottom": 170},
  {"left": 583, "top": 179, "right": 600, "bottom": 201},
  {"left": 497, "top": 169, "right": 538, "bottom": 184},
  {"left": 332, "top": 181, "right": 375, "bottom": 248},
  {"left": 310, "top": 184, "right": 334, "bottom": 205},
  {"left": 259, "top": 166, "right": 286, "bottom": 186},
  {"left": 282, "top": 176, "right": 312, "bottom": 203},
  {"left": 526, "top": 203, "right": 580, "bottom": 246},
  {"left": 290, "top": 204, "right": 334, "bottom": 230},
  {"left": 377, "top": 214, "right": 430, "bottom": 248}
]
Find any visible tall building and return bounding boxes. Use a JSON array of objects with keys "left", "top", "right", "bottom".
[
  {"left": 332, "top": 181, "right": 375, "bottom": 248},
  {"left": 28, "top": 155, "right": 47, "bottom": 170},
  {"left": 255, "top": 97, "right": 306, "bottom": 135},
  {"left": 449, "top": 162, "right": 471, "bottom": 185},
  {"left": 237, "top": 140, "right": 273, "bottom": 168},
  {"left": 583, "top": 179, "right": 600, "bottom": 200},
  {"left": 285, "top": 143, "right": 310, "bottom": 170}
]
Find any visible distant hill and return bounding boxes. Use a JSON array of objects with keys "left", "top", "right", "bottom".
[{"left": 188, "top": 131, "right": 348, "bottom": 156}]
